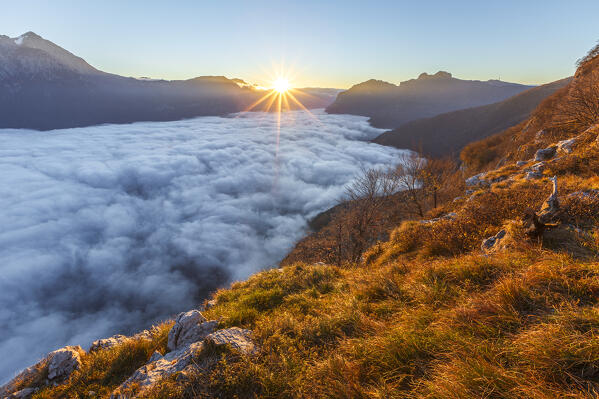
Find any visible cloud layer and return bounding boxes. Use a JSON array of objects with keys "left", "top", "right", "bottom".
[{"left": 0, "top": 110, "right": 405, "bottom": 382}]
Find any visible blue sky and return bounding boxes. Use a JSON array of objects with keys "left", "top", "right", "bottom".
[{"left": 2, "top": 0, "right": 598, "bottom": 88}]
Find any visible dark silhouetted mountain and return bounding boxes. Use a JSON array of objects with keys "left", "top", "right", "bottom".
[
  {"left": 0, "top": 32, "right": 339, "bottom": 130},
  {"left": 372, "top": 77, "right": 571, "bottom": 157},
  {"left": 326, "top": 71, "right": 533, "bottom": 128}
]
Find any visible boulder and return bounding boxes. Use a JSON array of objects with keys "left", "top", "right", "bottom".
[
  {"left": 534, "top": 146, "right": 556, "bottom": 162},
  {"left": 481, "top": 230, "right": 507, "bottom": 252},
  {"left": 0, "top": 346, "right": 83, "bottom": 398},
  {"left": 516, "top": 161, "right": 527, "bottom": 167},
  {"left": 167, "top": 310, "right": 217, "bottom": 352},
  {"left": 204, "top": 327, "right": 256, "bottom": 355},
  {"left": 47, "top": 346, "right": 83, "bottom": 383}
]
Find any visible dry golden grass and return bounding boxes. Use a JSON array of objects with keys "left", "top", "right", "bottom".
[
  {"left": 32, "top": 322, "right": 172, "bottom": 399},
  {"left": 18, "top": 43, "right": 599, "bottom": 399}
]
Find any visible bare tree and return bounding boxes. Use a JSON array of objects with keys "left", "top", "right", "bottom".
[
  {"left": 341, "top": 168, "right": 402, "bottom": 263},
  {"left": 420, "top": 157, "right": 459, "bottom": 209},
  {"left": 556, "top": 70, "right": 599, "bottom": 132},
  {"left": 393, "top": 153, "right": 427, "bottom": 218}
]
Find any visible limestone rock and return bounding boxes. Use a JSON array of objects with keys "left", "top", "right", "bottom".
[
  {"left": 89, "top": 335, "right": 129, "bottom": 352},
  {"left": 167, "top": 310, "right": 217, "bottom": 352},
  {"left": 111, "top": 327, "right": 257, "bottom": 398},
  {"left": 567, "top": 189, "right": 599, "bottom": 200},
  {"left": 421, "top": 212, "right": 458, "bottom": 224},
  {"left": 481, "top": 230, "right": 507, "bottom": 252},
  {"left": 204, "top": 327, "right": 256, "bottom": 355},
  {"left": 111, "top": 341, "right": 205, "bottom": 398},
  {"left": 47, "top": 346, "right": 84, "bottom": 383},
  {"left": 465, "top": 172, "right": 487, "bottom": 187},
  {"left": 538, "top": 176, "right": 560, "bottom": 223},
  {"left": 534, "top": 146, "right": 556, "bottom": 162},
  {"left": 556, "top": 138, "right": 575, "bottom": 153},
  {"left": 524, "top": 162, "right": 545, "bottom": 180},
  {"left": 0, "top": 346, "right": 83, "bottom": 398}
]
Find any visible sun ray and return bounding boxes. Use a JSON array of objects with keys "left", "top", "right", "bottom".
[
  {"left": 264, "top": 90, "right": 279, "bottom": 112},
  {"left": 242, "top": 90, "right": 276, "bottom": 113}
]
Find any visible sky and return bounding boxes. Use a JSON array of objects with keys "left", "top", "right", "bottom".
[{"left": 2, "top": 0, "right": 599, "bottom": 88}]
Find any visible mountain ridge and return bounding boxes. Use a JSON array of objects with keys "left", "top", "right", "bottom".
[
  {"left": 0, "top": 32, "right": 340, "bottom": 130},
  {"left": 372, "top": 77, "right": 572, "bottom": 157},
  {"left": 326, "top": 71, "right": 534, "bottom": 128}
]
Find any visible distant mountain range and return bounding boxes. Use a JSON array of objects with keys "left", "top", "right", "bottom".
[
  {"left": 372, "top": 77, "right": 572, "bottom": 157},
  {"left": 326, "top": 71, "right": 534, "bottom": 129},
  {"left": 0, "top": 32, "right": 340, "bottom": 130}
]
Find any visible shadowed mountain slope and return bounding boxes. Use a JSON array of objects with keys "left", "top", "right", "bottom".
[
  {"left": 373, "top": 77, "right": 571, "bottom": 157},
  {"left": 326, "top": 71, "right": 533, "bottom": 128}
]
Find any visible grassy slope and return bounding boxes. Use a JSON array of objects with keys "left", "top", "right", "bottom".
[{"left": 33, "top": 54, "right": 599, "bottom": 398}]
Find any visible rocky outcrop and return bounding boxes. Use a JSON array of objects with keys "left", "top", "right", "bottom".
[
  {"left": 0, "top": 346, "right": 84, "bottom": 399},
  {"left": 111, "top": 312, "right": 256, "bottom": 398},
  {"left": 167, "top": 310, "right": 217, "bottom": 352},
  {"left": 111, "top": 341, "right": 204, "bottom": 398},
  {"left": 47, "top": 347, "right": 83, "bottom": 383}
]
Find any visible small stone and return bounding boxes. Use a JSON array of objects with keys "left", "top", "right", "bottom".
[
  {"left": 465, "top": 173, "right": 488, "bottom": 186},
  {"left": 537, "top": 176, "right": 560, "bottom": 224},
  {"left": 556, "top": 138, "right": 575, "bottom": 153},
  {"left": 534, "top": 146, "right": 556, "bottom": 162},
  {"left": 481, "top": 230, "right": 507, "bottom": 252},
  {"left": 89, "top": 335, "right": 129, "bottom": 352},
  {"left": 535, "top": 129, "right": 547, "bottom": 142}
]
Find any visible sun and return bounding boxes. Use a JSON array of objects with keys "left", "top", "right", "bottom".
[{"left": 273, "top": 78, "right": 290, "bottom": 93}]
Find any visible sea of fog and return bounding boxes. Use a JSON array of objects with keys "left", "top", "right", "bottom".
[{"left": 0, "top": 110, "right": 407, "bottom": 382}]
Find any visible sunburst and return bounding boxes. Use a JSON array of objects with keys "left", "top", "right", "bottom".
[{"left": 241, "top": 66, "right": 321, "bottom": 188}]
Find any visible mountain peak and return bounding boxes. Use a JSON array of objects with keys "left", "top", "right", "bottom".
[
  {"left": 418, "top": 71, "right": 453, "bottom": 80},
  {"left": 6, "top": 31, "right": 99, "bottom": 74}
]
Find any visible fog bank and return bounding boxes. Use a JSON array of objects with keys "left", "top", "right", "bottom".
[{"left": 0, "top": 110, "right": 406, "bottom": 381}]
